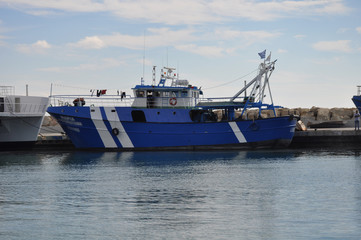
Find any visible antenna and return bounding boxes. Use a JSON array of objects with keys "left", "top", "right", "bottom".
[
  {"left": 152, "top": 66, "right": 156, "bottom": 86},
  {"left": 141, "top": 30, "right": 146, "bottom": 85},
  {"left": 177, "top": 61, "right": 179, "bottom": 80}
]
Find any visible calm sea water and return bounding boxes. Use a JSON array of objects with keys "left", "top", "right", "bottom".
[{"left": 1, "top": 149, "right": 361, "bottom": 240}]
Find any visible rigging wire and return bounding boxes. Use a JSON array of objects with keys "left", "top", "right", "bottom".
[
  {"left": 7, "top": 111, "right": 64, "bottom": 134},
  {"left": 203, "top": 68, "right": 259, "bottom": 90}
]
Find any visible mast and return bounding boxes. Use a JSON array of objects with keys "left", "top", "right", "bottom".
[
  {"left": 152, "top": 66, "right": 156, "bottom": 86},
  {"left": 141, "top": 30, "right": 146, "bottom": 86}
]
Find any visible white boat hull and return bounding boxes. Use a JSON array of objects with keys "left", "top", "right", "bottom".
[
  {"left": 0, "top": 93, "right": 49, "bottom": 146},
  {"left": 0, "top": 115, "right": 45, "bottom": 143}
]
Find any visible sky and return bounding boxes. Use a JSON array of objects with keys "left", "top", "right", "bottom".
[{"left": 0, "top": 0, "right": 361, "bottom": 108}]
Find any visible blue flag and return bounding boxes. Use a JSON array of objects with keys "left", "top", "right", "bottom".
[{"left": 258, "top": 50, "right": 266, "bottom": 59}]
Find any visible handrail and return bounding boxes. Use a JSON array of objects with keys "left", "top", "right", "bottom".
[
  {"left": 49, "top": 94, "right": 133, "bottom": 107},
  {"left": 49, "top": 94, "right": 251, "bottom": 108},
  {"left": 0, "top": 86, "right": 15, "bottom": 96},
  {"left": 1, "top": 102, "right": 48, "bottom": 114}
]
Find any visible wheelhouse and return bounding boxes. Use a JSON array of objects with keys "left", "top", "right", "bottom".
[{"left": 131, "top": 67, "right": 202, "bottom": 108}]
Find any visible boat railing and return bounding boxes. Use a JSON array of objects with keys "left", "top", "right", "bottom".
[
  {"left": 1, "top": 102, "right": 48, "bottom": 114},
  {"left": 197, "top": 96, "right": 248, "bottom": 105},
  {"left": 0, "top": 86, "right": 15, "bottom": 96},
  {"left": 198, "top": 96, "right": 239, "bottom": 102},
  {"left": 49, "top": 94, "right": 134, "bottom": 107}
]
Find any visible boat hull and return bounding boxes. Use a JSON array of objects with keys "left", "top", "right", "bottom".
[
  {"left": 0, "top": 116, "right": 44, "bottom": 143},
  {"left": 0, "top": 95, "right": 49, "bottom": 147},
  {"left": 352, "top": 95, "right": 361, "bottom": 111},
  {"left": 47, "top": 106, "right": 296, "bottom": 150}
]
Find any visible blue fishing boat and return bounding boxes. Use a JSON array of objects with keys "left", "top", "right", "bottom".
[
  {"left": 47, "top": 57, "right": 297, "bottom": 150},
  {"left": 352, "top": 86, "right": 361, "bottom": 111}
]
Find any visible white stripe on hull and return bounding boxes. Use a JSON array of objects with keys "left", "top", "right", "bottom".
[
  {"left": 228, "top": 122, "right": 246, "bottom": 143},
  {"left": 90, "top": 107, "right": 117, "bottom": 148},
  {"left": 103, "top": 108, "right": 134, "bottom": 148}
]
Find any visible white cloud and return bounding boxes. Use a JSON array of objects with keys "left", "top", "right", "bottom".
[
  {"left": 311, "top": 56, "right": 343, "bottom": 65},
  {"left": 214, "top": 29, "right": 280, "bottom": 43},
  {"left": 33, "top": 40, "right": 51, "bottom": 48},
  {"left": 0, "top": 0, "right": 107, "bottom": 14},
  {"left": 37, "top": 58, "right": 125, "bottom": 72},
  {"left": 136, "top": 58, "right": 153, "bottom": 67},
  {"left": 69, "top": 28, "right": 197, "bottom": 50},
  {"left": 71, "top": 36, "right": 105, "bottom": 49},
  {"left": 356, "top": 27, "right": 361, "bottom": 34},
  {"left": 238, "top": 30, "right": 281, "bottom": 46},
  {"left": 337, "top": 28, "right": 349, "bottom": 34},
  {"left": 175, "top": 44, "right": 227, "bottom": 57},
  {"left": 312, "top": 40, "right": 352, "bottom": 53},
  {"left": 0, "top": 35, "right": 7, "bottom": 46},
  {"left": 0, "top": 0, "right": 351, "bottom": 25},
  {"left": 16, "top": 40, "right": 52, "bottom": 54},
  {"left": 294, "top": 34, "right": 306, "bottom": 40},
  {"left": 68, "top": 27, "right": 280, "bottom": 57}
]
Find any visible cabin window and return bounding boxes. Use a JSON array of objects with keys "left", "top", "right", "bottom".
[
  {"left": 171, "top": 91, "right": 178, "bottom": 97},
  {"left": 190, "top": 109, "right": 218, "bottom": 122},
  {"left": 132, "top": 110, "right": 146, "bottom": 122},
  {"left": 190, "top": 110, "right": 203, "bottom": 122},
  {"left": 182, "top": 91, "right": 188, "bottom": 97},
  {"left": 154, "top": 91, "right": 161, "bottom": 97},
  {"left": 163, "top": 92, "right": 169, "bottom": 97},
  {"left": 15, "top": 97, "right": 20, "bottom": 112},
  {"left": 0, "top": 98, "right": 4, "bottom": 112},
  {"left": 136, "top": 91, "right": 145, "bottom": 97}
]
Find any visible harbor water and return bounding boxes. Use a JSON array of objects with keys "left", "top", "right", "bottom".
[{"left": 1, "top": 149, "right": 361, "bottom": 239}]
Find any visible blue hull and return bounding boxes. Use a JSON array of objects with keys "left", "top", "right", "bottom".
[
  {"left": 47, "top": 106, "right": 296, "bottom": 150},
  {"left": 352, "top": 95, "right": 361, "bottom": 111}
]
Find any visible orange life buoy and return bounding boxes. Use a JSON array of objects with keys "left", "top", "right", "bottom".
[{"left": 169, "top": 97, "right": 177, "bottom": 106}]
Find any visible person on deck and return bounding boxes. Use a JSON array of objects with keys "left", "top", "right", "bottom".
[{"left": 354, "top": 110, "right": 360, "bottom": 131}]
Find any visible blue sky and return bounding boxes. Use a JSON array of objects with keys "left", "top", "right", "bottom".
[{"left": 0, "top": 0, "right": 360, "bottom": 108}]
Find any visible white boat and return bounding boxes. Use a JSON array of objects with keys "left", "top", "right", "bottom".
[{"left": 0, "top": 86, "right": 49, "bottom": 148}]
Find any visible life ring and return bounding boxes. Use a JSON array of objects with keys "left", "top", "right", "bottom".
[
  {"left": 112, "top": 128, "right": 120, "bottom": 136},
  {"left": 169, "top": 97, "right": 177, "bottom": 106}
]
